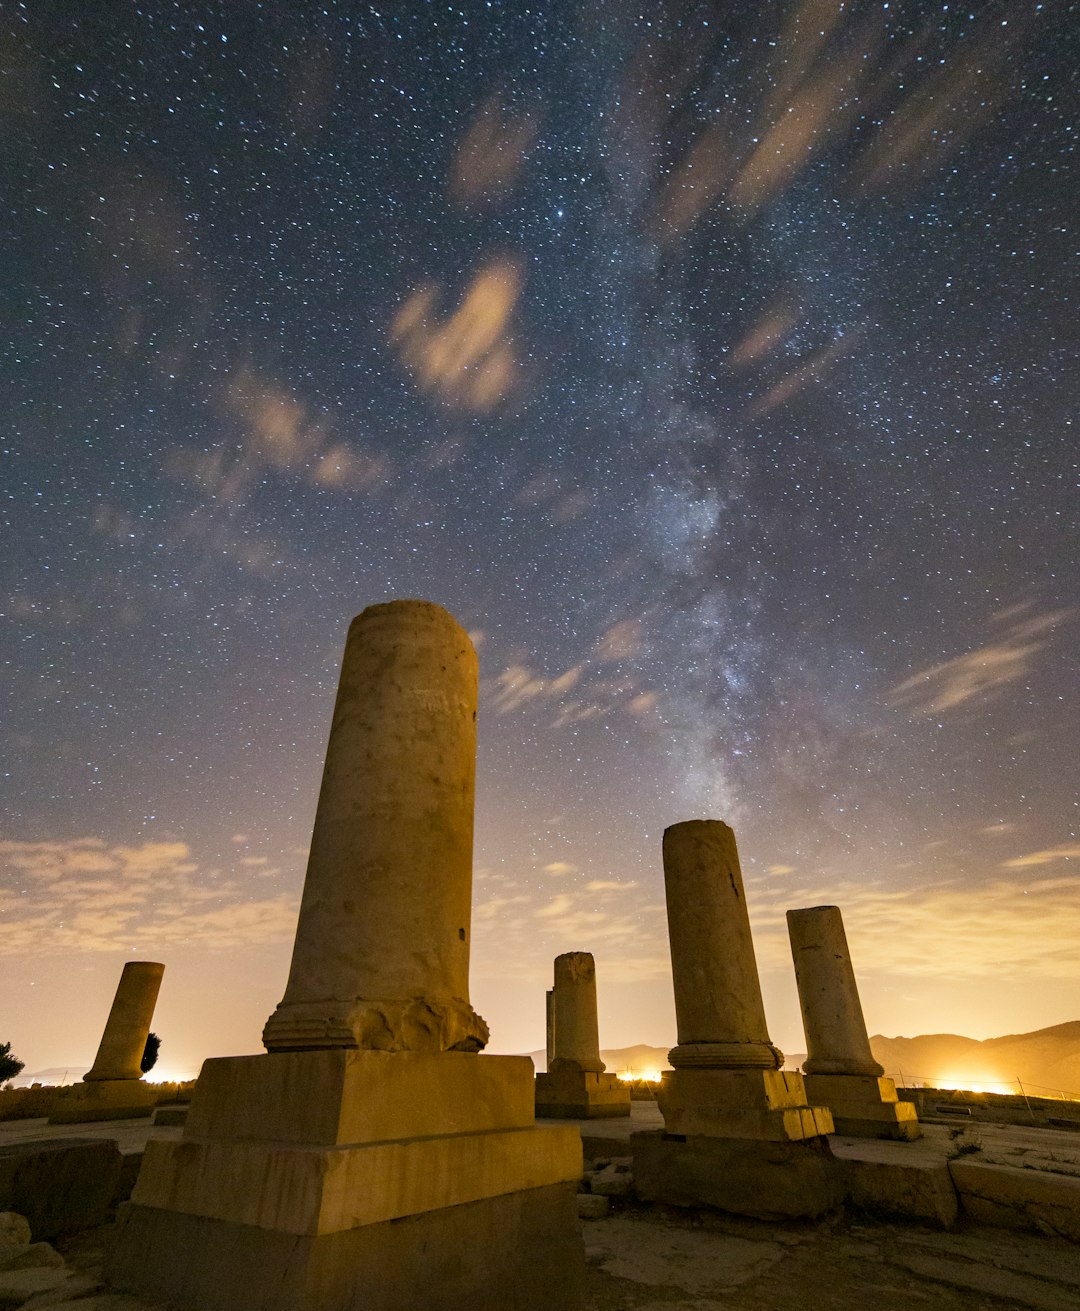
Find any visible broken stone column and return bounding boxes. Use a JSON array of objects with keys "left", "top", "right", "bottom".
[
  {"left": 108, "top": 601, "right": 584, "bottom": 1311},
  {"left": 262, "top": 600, "right": 487, "bottom": 1055},
  {"left": 49, "top": 962, "right": 163, "bottom": 1124},
  {"left": 535, "top": 953, "right": 629, "bottom": 1119},
  {"left": 632, "top": 821, "right": 841, "bottom": 1219},
  {"left": 788, "top": 904, "right": 920, "bottom": 1140}
]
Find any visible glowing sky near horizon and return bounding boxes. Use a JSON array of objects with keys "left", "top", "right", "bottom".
[{"left": 2, "top": 0, "right": 1077, "bottom": 1080}]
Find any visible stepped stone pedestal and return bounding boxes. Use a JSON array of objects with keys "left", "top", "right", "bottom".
[
  {"left": 107, "top": 601, "right": 584, "bottom": 1311},
  {"left": 788, "top": 905, "right": 920, "bottom": 1141},
  {"left": 536, "top": 952, "right": 629, "bottom": 1120},
  {"left": 633, "top": 821, "right": 840, "bottom": 1218},
  {"left": 50, "top": 961, "right": 164, "bottom": 1124}
]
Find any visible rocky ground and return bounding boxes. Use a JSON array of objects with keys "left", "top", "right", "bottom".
[{"left": 0, "top": 1207, "right": 1079, "bottom": 1310}]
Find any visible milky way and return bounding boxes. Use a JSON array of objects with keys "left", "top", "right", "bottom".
[{"left": 2, "top": 1, "right": 1077, "bottom": 1079}]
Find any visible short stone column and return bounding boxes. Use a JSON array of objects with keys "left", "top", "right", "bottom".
[
  {"left": 633, "top": 821, "right": 840, "bottom": 1220},
  {"left": 263, "top": 600, "right": 488, "bottom": 1055},
  {"left": 108, "top": 601, "right": 584, "bottom": 1311},
  {"left": 50, "top": 961, "right": 164, "bottom": 1124},
  {"left": 788, "top": 905, "right": 920, "bottom": 1140},
  {"left": 535, "top": 953, "right": 629, "bottom": 1119}
]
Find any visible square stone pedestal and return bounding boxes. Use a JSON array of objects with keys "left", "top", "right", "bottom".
[
  {"left": 535, "top": 1068, "right": 630, "bottom": 1119},
  {"left": 48, "top": 1080, "right": 157, "bottom": 1124},
  {"left": 657, "top": 1067, "right": 834, "bottom": 1140},
  {"left": 803, "top": 1073, "right": 921, "bottom": 1140},
  {"left": 106, "top": 1049, "right": 584, "bottom": 1311}
]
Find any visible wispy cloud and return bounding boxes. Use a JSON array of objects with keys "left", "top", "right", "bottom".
[
  {"left": 1001, "top": 845, "right": 1080, "bottom": 870},
  {"left": 890, "top": 607, "right": 1074, "bottom": 715},
  {"left": 0, "top": 837, "right": 299, "bottom": 957}
]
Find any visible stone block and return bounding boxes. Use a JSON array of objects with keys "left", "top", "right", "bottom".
[
  {"left": 151, "top": 1106, "right": 188, "bottom": 1127},
  {"left": 631, "top": 1129, "right": 844, "bottom": 1219},
  {"left": 803, "top": 1073, "right": 921, "bottom": 1140},
  {"left": 186, "top": 1049, "right": 535, "bottom": 1144},
  {"left": 657, "top": 1068, "right": 834, "bottom": 1140},
  {"left": 0, "top": 1139, "right": 122, "bottom": 1240},
  {"left": 949, "top": 1159, "right": 1080, "bottom": 1241},
  {"left": 0, "top": 1240, "right": 65, "bottom": 1271},
  {"left": 576, "top": 1193, "right": 610, "bottom": 1219},
  {"left": 588, "top": 1162, "right": 634, "bottom": 1198},
  {"left": 48, "top": 1079, "right": 156, "bottom": 1125},
  {"left": 0, "top": 1213, "right": 30, "bottom": 1247},
  {"left": 109, "top": 1182, "right": 584, "bottom": 1311},
  {"left": 0, "top": 1265, "right": 71, "bottom": 1304},
  {"left": 131, "top": 1122, "right": 581, "bottom": 1235},
  {"left": 839, "top": 1155, "right": 958, "bottom": 1227},
  {"left": 535, "top": 1068, "right": 630, "bottom": 1120}
]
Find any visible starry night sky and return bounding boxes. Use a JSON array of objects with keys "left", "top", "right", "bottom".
[{"left": 3, "top": 0, "right": 1077, "bottom": 1082}]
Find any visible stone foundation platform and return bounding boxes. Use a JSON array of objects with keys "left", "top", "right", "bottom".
[
  {"left": 657, "top": 1068, "right": 834, "bottom": 1140},
  {"left": 48, "top": 1080, "right": 156, "bottom": 1125},
  {"left": 536, "top": 1068, "right": 630, "bottom": 1120},
  {"left": 631, "top": 1128, "right": 844, "bottom": 1219},
  {"left": 804, "top": 1073, "right": 921, "bottom": 1141}
]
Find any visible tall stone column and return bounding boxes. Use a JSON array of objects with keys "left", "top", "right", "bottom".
[
  {"left": 549, "top": 953, "right": 604, "bottom": 1074},
  {"left": 263, "top": 599, "right": 488, "bottom": 1055},
  {"left": 664, "top": 822, "right": 783, "bottom": 1072},
  {"left": 633, "top": 821, "right": 840, "bottom": 1221},
  {"left": 536, "top": 952, "right": 628, "bottom": 1119},
  {"left": 109, "top": 601, "right": 585, "bottom": 1311},
  {"left": 787, "top": 905, "right": 920, "bottom": 1139},
  {"left": 85, "top": 961, "right": 165, "bottom": 1081}
]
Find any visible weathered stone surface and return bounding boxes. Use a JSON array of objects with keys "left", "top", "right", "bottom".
[
  {"left": 186, "top": 1049, "right": 534, "bottom": 1145},
  {"left": 663, "top": 822, "right": 784, "bottom": 1072},
  {"left": 588, "top": 1161, "right": 634, "bottom": 1198},
  {"left": 802, "top": 1073, "right": 921, "bottom": 1141},
  {"left": 130, "top": 1122, "right": 581, "bottom": 1235},
  {"left": 632, "top": 1129, "right": 844, "bottom": 1220},
  {"left": 577, "top": 1193, "right": 610, "bottom": 1219},
  {"left": 84, "top": 962, "right": 164, "bottom": 1084},
  {"left": 0, "top": 1264, "right": 71, "bottom": 1304},
  {"left": 950, "top": 1158, "right": 1080, "bottom": 1241},
  {"left": 535, "top": 1067, "right": 630, "bottom": 1121},
  {"left": 262, "top": 601, "right": 488, "bottom": 1055},
  {"left": 0, "top": 1139, "right": 122, "bottom": 1240},
  {"left": 49, "top": 1080, "right": 157, "bottom": 1125},
  {"left": 548, "top": 953, "right": 605, "bottom": 1075},
  {"left": 0, "top": 1240, "right": 65, "bottom": 1273},
  {"left": 150, "top": 1107, "right": 187, "bottom": 1128},
  {"left": 657, "top": 1068, "right": 833, "bottom": 1141},
  {"left": 786, "top": 906, "right": 883, "bottom": 1077},
  {"left": 839, "top": 1154, "right": 958, "bottom": 1228},
  {"left": 109, "top": 1183, "right": 584, "bottom": 1311},
  {"left": 0, "top": 1213, "right": 30, "bottom": 1248}
]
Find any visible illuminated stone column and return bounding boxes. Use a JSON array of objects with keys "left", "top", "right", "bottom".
[
  {"left": 633, "top": 821, "right": 840, "bottom": 1220},
  {"left": 263, "top": 599, "right": 488, "bottom": 1055},
  {"left": 85, "top": 961, "right": 165, "bottom": 1081},
  {"left": 787, "top": 905, "right": 920, "bottom": 1140},
  {"left": 50, "top": 961, "right": 163, "bottom": 1123},
  {"left": 535, "top": 952, "right": 628, "bottom": 1119}
]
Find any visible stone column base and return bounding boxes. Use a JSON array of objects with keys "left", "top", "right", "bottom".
[
  {"left": 657, "top": 1067, "right": 834, "bottom": 1140},
  {"left": 106, "top": 1050, "right": 584, "bottom": 1311},
  {"left": 535, "top": 1069, "right": 630, "bottom": 1119},
  {"left": 48, "top": 1080, "right": 157, "bottom": 1124},
  {"left": 631, "top": 1129, "right": 844, "bottom": 1219},
  {"left": 109, "top": 1183, "right": 581, "bottom": 1311},
  {"left": 803, "top": 1073, "right": 921, "bottom": 1140}
]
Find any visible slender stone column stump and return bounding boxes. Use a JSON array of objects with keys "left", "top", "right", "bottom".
[
  {"left": 535, "top": 953, "right": 629, "bottom": 1119},
  {"left": 788, "top": 904, "right": 920, "bottom": 1141},
  {"left": 107, "top": 602, "right": 583, "bottom": 1311},
  {"left": 632, "top": 821, "right": 841, "bottom": 1219},
  {"left": 50, "top": 961, "right": 164, "bottom": 1124}
]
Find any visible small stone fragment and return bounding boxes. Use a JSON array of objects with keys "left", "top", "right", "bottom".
[
  {"left": 577, "top": 1193, "right": 610, "bottom": 1219},
  {"left": 0, "top": 1213, "right": 30, "bottom": 1248}
]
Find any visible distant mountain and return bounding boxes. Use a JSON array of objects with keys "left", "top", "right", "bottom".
[
  {"left": 524, "top": 1043, "right": 672, "bottom": 1075},
  {"left": 6, "top": 1066, "right": 87, "bottom": 1089},
  {"left": 870, "top": 1022, "right": 1080, "bottom": 1097}
]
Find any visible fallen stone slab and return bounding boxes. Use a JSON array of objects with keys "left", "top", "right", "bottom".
[
  {"left": 0, "top": 1264, "right": 70, "bottom": 1306},
  {"left": 895, "top": 1251, "right": 1079, "bottom": 1311},
  {"left": 0, "top": 1242, "right": 63, "bottom": 1272},
  {"left": 0, "top": 1140, "right": 122, "bottom": 1241},
  {"left": 950, "top": 1158, "right": 1080, "bottom": 1241},
  {"left": 838, "top": 1154, "right": 958, "bottom": 1228}
]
